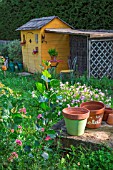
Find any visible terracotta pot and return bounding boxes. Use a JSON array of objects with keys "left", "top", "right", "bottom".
[
  {"left": 2, "top": 65, "right": 7, "bottom": 71},
  {"left": 80, "top": 101, "right": 105, "bottom": 129},
  {"left": 51, "top": 56, "right": 57, "bottom": 61},
  {"left": 102, "top": 107, "right": 113, "bottom": 121},
  {"left": 62, "top": 107, "right": 90, "bottom": 136},
  {"left": 107, "top": 114, "right": 113, "bottom": 125}
]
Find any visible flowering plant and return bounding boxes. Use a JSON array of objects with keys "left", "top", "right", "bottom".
[
  {"left": 0, "top": 64, "right": 112, "bottom": 169},
  {"left": 0, "top": 81, "right": 57, "bottom": 169},
  {"left": 54, "top": 82, "right": 111, "bottom": 109},
  {"left": 32, "top": 48, "right": 38, "bottom": 54}
]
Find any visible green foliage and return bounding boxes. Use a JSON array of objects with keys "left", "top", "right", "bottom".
[
  {"left": 48, "top": 48, "right": 58, "bottom": 57},
  {"left": 0, "top": 43, "right": 9, "bottom": 57},
  {"left": 1, "top": 0, "right": 113, "bottom": 40},
  {"left": 7, "top": 39, "right": 22, "bottom": 62},
  {"left": 1, "top": 39, "right": 22, "bottom": 63}
]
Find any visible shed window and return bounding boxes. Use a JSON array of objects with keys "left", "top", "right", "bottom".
[{"left": 35, "top": 34, "right": 38, "bottom": 43}]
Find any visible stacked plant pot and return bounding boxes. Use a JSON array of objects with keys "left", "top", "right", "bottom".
[
  {"left": 80, "top": 101, "right": 105, "bottom": 129},
  {"left": 103, "top": 107, "right": 113, "bottom": 125}
]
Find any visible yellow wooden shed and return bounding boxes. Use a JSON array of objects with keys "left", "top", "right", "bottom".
[{"left": 16, "top": 16, "right": 74, "bottom": 73}]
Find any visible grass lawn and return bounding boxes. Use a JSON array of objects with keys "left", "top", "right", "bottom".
[{"left": 0, "top": 70, "right": 113, "bottom": 170}]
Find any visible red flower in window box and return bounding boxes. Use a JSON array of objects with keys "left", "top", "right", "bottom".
[{"left": 32, "top": 48, "right": 38, "bottom": 54}]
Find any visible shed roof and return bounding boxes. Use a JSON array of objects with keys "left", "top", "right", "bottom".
[
  {"left": 16, "top": 16, "right": 74, "bottom": 31},
  {"left": 45, "top": 28, "right": 113, "bottom": 38}
]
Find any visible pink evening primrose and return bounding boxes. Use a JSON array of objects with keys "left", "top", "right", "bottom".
[
  {"left": 18, "top": 125, "right": 22, "bottom": 129},
  {"left": 15, "top": 139, "right": 22, "bottom": 146},
  {"left": 11, "top": 152, "right": 18, "bottom": 158},
  {"left": 37, "top": 114, "right": 42, "bottom": 119},
  {"left": 8, "top": 152, "right": 18, "bottom": 162},
  {"left": 19, "top": 108, "right": 26, "bottom": 114},
  {"left": 11, "top": 129, "right": 14, "bottom": 133},
  {"left": 41, "top": 128, "right": 45, "bottom": 132},
  {"left": 45, "top": 136, "right": 51, "bottom": 141}
]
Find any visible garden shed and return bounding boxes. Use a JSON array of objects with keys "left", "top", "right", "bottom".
[
  {"left": 16, "top": 16, "right": 73, "bottom": 73},
  {"left": 17, "top": 16, "right": 113, "bottom": 78}
]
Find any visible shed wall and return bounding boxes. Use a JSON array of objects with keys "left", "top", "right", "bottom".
[
  {"left": 41, "top": 18, "right": 71, "bottom": 73},
  {"left": 41, "top": 33, "right": 70, "bottom": 72}
]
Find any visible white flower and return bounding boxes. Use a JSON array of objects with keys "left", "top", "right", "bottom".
[
  {"left": 58, "top": 111, "right": 61, "bottom": 116},
  {"left": 67, "top": 104, "right": 70, "bottom": 108},
  {"left": 41, "top": 152, "right": 49, "bottom": 160},
  {"left": 32, "top": 91, "right": 36, "bottom": 98}
]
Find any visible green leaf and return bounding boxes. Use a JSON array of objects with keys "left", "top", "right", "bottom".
[
  {"left": 11, "top": 113, "right": 22, "bottom": 122},
  {"left": 13, "top": 117, "right": 23, "bottom": 124},
  {"left": 50, "top": 79, "right": 60, "bottom": 88},
  {"left": 40, "top": 102, "right": 50, "bottom": 111},
  {"left": 46, "top": 129, "right": 56, "bottom": 134},
  {"left": 61, "top": 158, "right": 65, "bottom": 164},
  {"left": 50, "top": 93, "right": 57, "bottom": 101},
  {"left": 36, "top": 82, "right": 46, "bottom": 93},
  {"left": 42, "top": 60, "right": 51, "bottom": 67},
  {"left": 12, "top": 113, "right": 22, "bottom": 118},
  {"left": 34, "top": 140, "right": 40, "bottom": 147},
  {"left": 42, "top": 70, "right": 51, "bottom": 78}
]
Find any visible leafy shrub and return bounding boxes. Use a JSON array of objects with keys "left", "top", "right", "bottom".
[
  {"left": 1, "top": 40, "right": 22, "bottom": 63},
  {"left": 1, "top": 43, "right": 9, "bottom": 57},
  {"left": 8, "top": 39, "right": 22, "bottom": 63}
]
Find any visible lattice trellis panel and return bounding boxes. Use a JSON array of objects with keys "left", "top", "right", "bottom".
[{"left": 89, "top": 39, "right": 113, "bottom": 78}]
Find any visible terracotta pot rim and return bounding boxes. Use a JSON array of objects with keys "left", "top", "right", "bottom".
[
  {"left": 62, "top": 107, "right": 90, "bottom": 120},
  {"left": 105, "top": 107, "right": 113, "bottom": 111},
  {"left": 80, "top": 101, "right": 105, "bottom": 113}
]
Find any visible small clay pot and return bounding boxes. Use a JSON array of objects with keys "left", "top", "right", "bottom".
[
  {"left": 80, "top": 101, "right": 105, "bottom": 129},
  {"left": 62, "top": 107, "right": 90, "bottom": 136},
  {"left": 107, "top": 114, "right": 113, "bottom": 125},
  {"left": 51, "top": 56, "right": 57, "bottom": 61},
  {"left": 102, "top": 107, "right": 113, "bottom": 121}
]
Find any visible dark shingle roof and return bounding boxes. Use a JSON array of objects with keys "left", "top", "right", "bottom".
[{"left": 16, "top": 16, "right": 74, "bottom": 31}]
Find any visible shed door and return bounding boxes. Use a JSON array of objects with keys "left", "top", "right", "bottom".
[
  {"left": 88, "top": 39, "right": 113, "bottom": 78},
  {"left": 26, "top": 33, "right": 36, "bottom": 73}
]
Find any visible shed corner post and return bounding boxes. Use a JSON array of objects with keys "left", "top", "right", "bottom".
[
  {"left": 112, "top": 49, "right": 113, "bottom": 79},
  {"left": 87, "top": 36, "right": 90, "bottom": 79}
]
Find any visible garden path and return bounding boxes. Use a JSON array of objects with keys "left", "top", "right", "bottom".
[{"left": 17, "top": 72, "right": 33, "bottom": 76}]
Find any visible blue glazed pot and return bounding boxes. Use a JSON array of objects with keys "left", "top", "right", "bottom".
[
  {"left": 17, "top": 63, "right": 23, "bottom": 71},
  {"left": 9, "top": 63, "right": 15, "bottom": 72}
]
